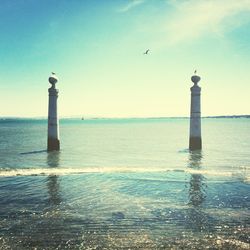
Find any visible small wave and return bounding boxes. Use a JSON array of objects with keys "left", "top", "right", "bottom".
[
  {"left": 0, "top": 167, "right": 100, "bottom": 177},
  {"left": 0, "top": 167, "right": 170, "bottom": 177},
  {"left": 178, "top": 148, "right": 190, "bottom": 153},
  {"left": 20, "top": 150, "right": 47, "bottom": 155},
  {"left": 0, "top": 167, "right": 249, "bottom": 182}
]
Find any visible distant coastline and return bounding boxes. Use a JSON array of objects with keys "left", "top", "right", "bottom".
[
  {"left": 0, "top": 115, "right": 250, "bottom": 120},
  {"left": 203, "top": 115, "right": 250, "bottom": 119}
]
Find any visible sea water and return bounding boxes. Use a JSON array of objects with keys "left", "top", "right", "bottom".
[{"left": 0, "top": 118, "right": 249, "bottom": 249}]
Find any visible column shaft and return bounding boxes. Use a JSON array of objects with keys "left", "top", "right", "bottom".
[
  {"left": 47, "top": 87, "right": 60, "bottom": 151},
  {"left": 189, "top": 85, "right": 202, "bottom": 150}
]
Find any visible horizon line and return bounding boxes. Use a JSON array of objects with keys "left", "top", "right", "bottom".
[{"left": 0, "top": 114, "right": 250, "bottom": 120}]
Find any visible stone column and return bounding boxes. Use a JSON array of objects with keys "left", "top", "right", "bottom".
[
  {"left": 47, "top": 73, "right": 60, "bottom": 151},
  {"left": 189, "top": 73, "right": 202, "bottom": 150}
]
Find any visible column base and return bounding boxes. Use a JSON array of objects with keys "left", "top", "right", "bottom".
[
  {"left": 189, "top": 137, "right": 202, "bottom": 150},
  {"left": 47, "top": 138, "right": 60, "bottom": 151}
]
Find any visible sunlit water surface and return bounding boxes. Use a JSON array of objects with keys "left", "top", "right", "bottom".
[{"left": 0, "top": 118, "right": 249, "bottom": 249}]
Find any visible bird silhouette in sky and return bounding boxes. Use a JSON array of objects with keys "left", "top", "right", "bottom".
[{"left": 144, "top": 49, "right": 149, "bottom": 55}]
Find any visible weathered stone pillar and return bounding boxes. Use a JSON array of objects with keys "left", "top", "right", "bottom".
[
  {"left": 189, "top": 73, "right": 202, "bottom": 150},
  {"left": 47, "top": 73, "right": 60, "bottom": 151}
]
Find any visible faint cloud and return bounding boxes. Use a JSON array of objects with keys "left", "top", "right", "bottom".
[
  {"left": 165, "top": 0, "right": 250, "bottom": 45},
  {"left": 118, "top": 0, "right": 145, "bottom": 12}
]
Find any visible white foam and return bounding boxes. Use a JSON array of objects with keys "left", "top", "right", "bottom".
[
  {"left": 0, "top": 167, "right": 249, "bottom": 182},
  {"left": 0, "top": 167, "right": 168, "bottom": 177}
]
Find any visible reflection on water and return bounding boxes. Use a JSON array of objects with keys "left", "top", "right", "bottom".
[
  {"left": 47, "top": 151, "right": 60, "bottom": 168},
  {"left": 47, "top": 152, "right": 61, "bottom": 206},
  {"left": 47, "top": 175, "right": 61, "bottom": 206},
  {"left": 186, "top": 151, "right": 210, "bottom": 232},
  {"left": 188, "top": 150, "right": 206, "bottom": 207}
]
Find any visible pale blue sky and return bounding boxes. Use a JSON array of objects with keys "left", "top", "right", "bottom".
[{"left": 0, "top": 0, "right": 250, "bottom": 117}]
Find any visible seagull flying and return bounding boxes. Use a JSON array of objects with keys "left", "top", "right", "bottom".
[{"left": 144, "top": 49, "right": 149, "bottom": 55}]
